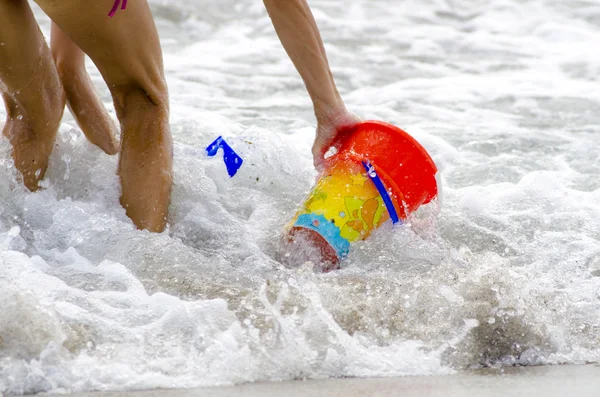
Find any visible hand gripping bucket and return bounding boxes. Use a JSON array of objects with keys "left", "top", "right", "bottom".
[{"left": 286, "top": 121, "right": 439, "bottom": 271}]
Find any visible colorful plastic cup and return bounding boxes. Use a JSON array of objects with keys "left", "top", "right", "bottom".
[{"left": 286, "top": 120, "right": 439, "bottom": 271}]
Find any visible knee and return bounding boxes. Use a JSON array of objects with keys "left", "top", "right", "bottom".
[{"left": 110, "top": 77, "right": 169, "bottom": 121}]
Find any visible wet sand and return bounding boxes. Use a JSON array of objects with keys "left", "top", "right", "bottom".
[{"left": 69, "top": 364, "right": 600, "bottom": 397}]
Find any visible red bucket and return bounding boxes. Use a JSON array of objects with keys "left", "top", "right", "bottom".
[{"left": 287, "top": 121, "right": 439, "bottom": 270}]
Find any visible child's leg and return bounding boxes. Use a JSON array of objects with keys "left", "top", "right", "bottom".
[
  {"left": 0, "top": 0, "right": 65, "bottom": 191},
  {"left": 51, "top": 23, "right": 120, "bottom": 156},
  {"left": 36, "top": 0, "right": 173, "bottom": 232}
]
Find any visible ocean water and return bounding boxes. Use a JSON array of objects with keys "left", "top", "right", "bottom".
[{"left": 1, "top": 0, "right": 600, "bottom": 394}]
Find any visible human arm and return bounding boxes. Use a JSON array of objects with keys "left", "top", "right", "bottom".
[{"left": 263, "top": 0, "right": 361, "bottom": 170}]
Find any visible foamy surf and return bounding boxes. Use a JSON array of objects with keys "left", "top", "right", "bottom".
[{"left": 1, "top": 0, "right": 600, "bottom": 395}]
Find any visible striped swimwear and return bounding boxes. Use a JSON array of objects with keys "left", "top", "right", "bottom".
[{"left": 109, "top": 0, "right": 128, "bottom": 17}]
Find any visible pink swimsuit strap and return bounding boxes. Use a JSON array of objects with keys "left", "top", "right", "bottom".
[{"left": 108, "top": 0, "right": 128, "bottom": 17}]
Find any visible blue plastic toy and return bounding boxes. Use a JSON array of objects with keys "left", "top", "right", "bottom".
[
  {"left": 206, "top": 136, "right": 244, "bottom": 177},
  {"left": 362, "top": 160, "right": 401, "bottom": 225}
]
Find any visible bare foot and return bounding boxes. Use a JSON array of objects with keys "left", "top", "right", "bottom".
[{"left": 1, "top": 102, "right": 56, "bottom": 191}]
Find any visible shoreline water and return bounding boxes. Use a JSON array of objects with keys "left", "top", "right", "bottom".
[{"left": 64, "top": 364, "right": 600, "bottom": 397}]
